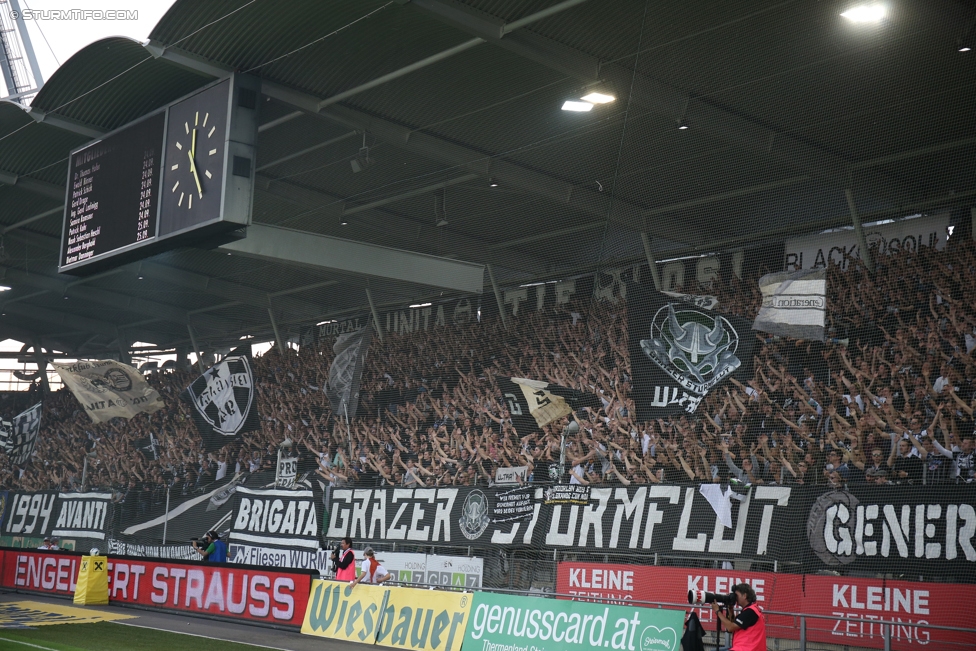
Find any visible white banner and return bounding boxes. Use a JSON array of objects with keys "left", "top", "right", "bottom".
[
  {"left": 53, "top": 360, "right": 164, "bottom": 424},
  {"left": 785, "top": 213, "right": 949, "bottom": 271},
  {"left": 753, "top": 268, "right": 826, "bottom": 341},
  {"left": 494, "top": 466, "right": 528, "bottom": 485}
]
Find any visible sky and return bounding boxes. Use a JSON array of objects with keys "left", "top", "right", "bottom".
[
  {"left": 4, "top": 0, "right": 177, "bottom": 93},
  {"left": 0, "top": 2, "right": 281, "bottom": 387}
]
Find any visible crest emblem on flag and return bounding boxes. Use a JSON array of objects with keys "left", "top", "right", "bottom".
[
  {"left": 640, "top": 304, "right": 742, "bottom": 395},
  {"left": 182, "top": 347, "right": 260, "bottom": 450}
]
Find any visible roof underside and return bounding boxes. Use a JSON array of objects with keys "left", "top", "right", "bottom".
[{"left": 0, "top": 0, "right": 973, "bottom": 356}]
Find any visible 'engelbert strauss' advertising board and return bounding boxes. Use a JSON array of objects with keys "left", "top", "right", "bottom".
[
  {"left": 301, "top": 580, "right": 472, "bottom": 651},
  {"left": 462, "top": 590, "right": 684, "bottom": 651},
  {"left": 0, "top": 550, "right": 312, "bottom": 629},
  {"left": 557, "top": 563, "right": 976, "bottom": 651}
]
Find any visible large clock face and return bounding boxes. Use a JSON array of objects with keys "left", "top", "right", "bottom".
[{"left": 159, "top": 80, "right": 230, "bottom": 236}]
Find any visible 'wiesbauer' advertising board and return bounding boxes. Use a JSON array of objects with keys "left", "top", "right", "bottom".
[{"left": 301, "top": 580, "right": 472, "bottom": 651}]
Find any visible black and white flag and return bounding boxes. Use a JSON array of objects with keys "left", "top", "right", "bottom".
[
  {"left": 181, "top": 346, "right": 260, "bottom": 451},
  {"left": 326, "top": 325, "right": 371, "bottom": 421},
  {"left": 2, "top": 402, "right": 43, "bottom": 465},
  {"left": 629, "top": 284, "right": 754, "bottom": 420},
  {"left": 498, "top": 377, "right": 601, "bottom": 434},
  {"left": 752, "top": 268, "right": 826, "bottom": 341}
]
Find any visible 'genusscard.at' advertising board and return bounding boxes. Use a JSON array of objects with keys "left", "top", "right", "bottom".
[{"left": 462, "top": 591, "right": 684, "bottom": 651}]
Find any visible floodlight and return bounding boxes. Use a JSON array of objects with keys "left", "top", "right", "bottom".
[
  {"left": 581, "top": 92, "right": 615, "bottom": 104},
  {"left": 561, "top": 100, "right": 593, "bottom": 112},
  {"left": 840, "top": 4, "right": 887, "bottom": 23}
]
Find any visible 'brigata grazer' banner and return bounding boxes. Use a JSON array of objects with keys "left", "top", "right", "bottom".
[{"left": 327, "top": 485, "right": 976, "bottom": 576}]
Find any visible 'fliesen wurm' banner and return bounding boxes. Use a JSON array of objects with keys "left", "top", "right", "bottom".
[
  {"left": 181, "top": 346, "right": 261, "bottom": 451},
  {"left": 462, "top": 590, "right": 685, "bottom": 651},
  {"left": 53, "top": 360, "right": 165, "bottom": 423},
  {"left": 301, "top": 581, "right": 472, "bottom": 651},
  {"left": 627, "top": 285, "right": 755, "bottom": 420}
]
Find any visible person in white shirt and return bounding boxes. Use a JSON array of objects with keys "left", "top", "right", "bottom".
[{"left": 350, "top": 548, "right": 391, "bottom": 586}]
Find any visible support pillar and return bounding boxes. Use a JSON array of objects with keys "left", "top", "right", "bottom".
[
  {"left": 364, "top": 286, "right": 384, "bottom": 343},
  {"left": 845, "top": 189, "right": 874, "bottom": 273},
  {"left": 268, "top": 307, "right": 285, "bottom": 354},
  {"left": 640, "top": 232, "right": 662, "bottom": 291},
  {"left": 486, "top": 264, "right": 507, "bottom": 329},
  {"left": 175, "top": 346, "right": 188, "bottom": 370},
  {"left": 31, "top": 338, "right": 50, "bottom": 393},
  {"left": 187, "top": 324, "right": 205, "bottom": 374}
]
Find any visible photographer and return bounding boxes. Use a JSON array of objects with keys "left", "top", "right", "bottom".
[
  {"left": 711, "top": 583, "right": 765, "bottom": 651},
  {"left": 192, "top": 531, "right": 227, "bottom": 563},
  {"left": 332, "top": 537, "right": 356, "bottom": 581}
]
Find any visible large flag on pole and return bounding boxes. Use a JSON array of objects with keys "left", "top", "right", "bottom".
[
  {"left": 0, "top": 402, "right": 43, "bottom": 465},
  {"left": 53, "top": 360, "right": 165, "bottom": 423},
  {"left": 752, "top": 268, "right": 826, "bottom": 342},
  {"left": 182, "top": 346, "right": 261, "bottom": 451},
  {"left": 326, "top": 325, "right": 372, "bottom": 421},
  {"left": 628, "top": 284, "right": 755, "bottom": 420},
  {"left": 498, "top": 377, "right": 601, "bottom": 434}
]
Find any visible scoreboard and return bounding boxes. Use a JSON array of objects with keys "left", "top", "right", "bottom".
[{"left": 59, "top": 74, "right": 260, "bottom": 274}]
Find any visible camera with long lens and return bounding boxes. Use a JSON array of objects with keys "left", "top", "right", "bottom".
[{"left": 688, "top": 590, "right": 736, "bottom": 606}]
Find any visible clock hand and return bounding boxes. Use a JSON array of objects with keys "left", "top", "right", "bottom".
[
  {"left": 188, "top": 149, "right": 203, "bottom": 198},
  {"left": 191, "top": 128, "right": 196, "bottom": 158}
]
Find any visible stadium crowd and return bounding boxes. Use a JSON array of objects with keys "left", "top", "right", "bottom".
[{"left": 1, "top": 234, "right": 974, "bottom": 505}]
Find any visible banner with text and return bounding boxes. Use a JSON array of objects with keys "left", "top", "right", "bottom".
[
  {"left": 557, "top": 563, "right": 976, "bottom": 651},
  {"left": 784, "top": 213, "right": 949, "bottom": 271},
  {"left": 301, "top": 580, "right": 472, "bottom": 651},
  {"left": 327, "top": 485, "right": 976, "bottom": 576},
  {"left": 463, "top": 589, "right": 684, "bottom": 651}
]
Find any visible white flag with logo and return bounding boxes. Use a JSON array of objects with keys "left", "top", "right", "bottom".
[
  {"left": 752, "top": 268, "right": 826, "bottom": 342},
  {"left": 5, "top": 402, "right": 43, "bottom": 465},
  {"left": 53, "top": 360, "right": 165, "bottom": 424}
]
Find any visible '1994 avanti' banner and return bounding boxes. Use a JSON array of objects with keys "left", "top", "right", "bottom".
[{"left": 326, "top": 484, "right": 976, "bottom": 576}]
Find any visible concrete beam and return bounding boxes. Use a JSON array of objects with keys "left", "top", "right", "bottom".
[
  {"left": 0, "top": 167, "right": 65, "bottom": 199},
  {"left": 260, "top": 174, "right": 550, "bottom": 275},
  {"left": 0, "top": 264, "right": 239, "bottom": 334},
  {"left": 219, "top": 223, "right": 485, "bottom": 293}
]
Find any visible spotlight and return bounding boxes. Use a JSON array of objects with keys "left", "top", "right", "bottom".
[
  {"left": 561, "top": 100, "right": 593, "bottom": 112},
  {"left": 339, "top": 217, "right": 349, "bottom": 226},
  {"left": 436, "top": 217, "right": 449, "bottom": 228},
  {"left": 677, "top": 119, "right": 690, "bottom": 130},
  {"left": 488, "top": 178, "right": 499, "bottom": 188},
  {"left": 581, "top": 92, "right": 615, "bottom": 104},
  {"left": 840, "top": 4, "right": 887, "bottom": 23},
  {"left": 350, "top": 146, "right": 373, "bottom": 173},
  {"left": 137, "top": 275, "right": 144, "bottom": 280}
]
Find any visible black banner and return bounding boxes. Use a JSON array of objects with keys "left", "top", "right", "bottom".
[
  {"left": 628, "top": 285, "right": 755, "bottom": 420},
  {"left": 228, "top": 486, "right": 320, "bottom": 551},
  {"left": 325, "top": 484, "right": 976, "bottom": 576},
  {"left": 1, "top": 490, "right": 113, "bottom": 550},
  {"left": 181, "top": 346, "right": 261, "bottom": 451}
]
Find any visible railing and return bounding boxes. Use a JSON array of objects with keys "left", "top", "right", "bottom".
[{"left": 331, "top": 578, "right": 976, "bottom": 651}]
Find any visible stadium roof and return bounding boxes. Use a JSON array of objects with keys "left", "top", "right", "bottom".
[{"left": 0, "top": 0, "right": 973, "bottom": 357}]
